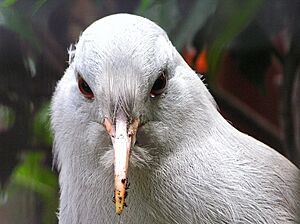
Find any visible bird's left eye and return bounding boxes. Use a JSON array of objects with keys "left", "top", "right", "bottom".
[
  {"left": 150, "top": 71, "right": 167, "bottom": 98},
  {"left": 78, "top": 76, "right": 94, "bottom": 99}
]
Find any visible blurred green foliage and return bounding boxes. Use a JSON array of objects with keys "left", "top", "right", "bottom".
[
  {"left": 10, "top": 152, "right": 58, "bottom": 224},
  {"left": 32, "top": 0, "right": 47, "bottom": 15},
  {"left": 136, "top": 0, "right": 180, "bottom": 35},
  {"left": 207, "top": 0, "right": 264, "bottom": 78},
  {"left": 0, "top": 0, "right": 18, "bottom": 8},
  {"left": 0, "top": 105, "right": 15, "bottom": 131},
  {"left": 136, "top": 0, "right": 264, "bottom": 80},
  {"left": 136, "top": 0, "right": 218, "bottom": 50},
  {"left": 0, "top": 7, "right": 41, "bottom": 51},
  {"left": 33, "top": 102, "right": 53, "bottom": 146}
]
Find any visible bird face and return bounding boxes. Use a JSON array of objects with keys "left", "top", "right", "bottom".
[
  {"left": 51, "top": 14, "right": 214, "bottom": 216},
  {"left": 72, "top": 24, "right": 176, "bottom": 214}
]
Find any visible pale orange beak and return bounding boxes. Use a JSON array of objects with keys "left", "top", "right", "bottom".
[{"left": 103, "top": 116, "right": 139, "bottom": 215}]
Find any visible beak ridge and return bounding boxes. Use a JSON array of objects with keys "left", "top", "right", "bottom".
[{"left": 103, "top": 117, "right": 139, "bottom": 215}]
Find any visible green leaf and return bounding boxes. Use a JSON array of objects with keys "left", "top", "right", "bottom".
[
  {"left": 136, "top": 0, "right": 154, "bottom": 15},
  {"left": 207, "top": 0, "right": 264, "bottom": 79},
  {"left": 0, "top": 7, "right": 41, "bottom": 52},
  {"left": 31, "top": 0, "right": 47, "bottom": 15},
  {"left": 0, "top": 0, "right": 18, "bottom": 8},
  {"left": 173, "top": 0, "right": 218, "bottom": 51},
  {"left": 11, "top": 151, "right": 58, "bottom": 224},
  {"left": 33, "top": 102, "right": 53, "bottom": 146},
  {"left": 135, "top": 0, "right": 180, "bottom": 35},
  {"left": 12, "top": 152, "right": 57, "bottom": 195},
  {"left": 136, "top": 0, "right": 218, "bottom": 51}
]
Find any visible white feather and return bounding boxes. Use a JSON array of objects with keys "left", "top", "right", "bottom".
[{"left": 51, "top": 13, "right": 300, "bottom": 223}]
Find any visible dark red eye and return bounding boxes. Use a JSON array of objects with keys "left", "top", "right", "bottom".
[
  {"left": 150, "top": 71, "right": 167, "bottom": 98},
  {"left": 78, "top": 76, "right": 94, "bottom": 99}
]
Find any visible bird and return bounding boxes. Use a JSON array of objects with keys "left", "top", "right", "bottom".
[{"left": 50, "top": 13, "right": 300, "bottom": 224}]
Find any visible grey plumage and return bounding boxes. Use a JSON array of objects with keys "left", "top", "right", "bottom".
[{"left": 51, "top": 14, "right": 300, "bottom": 223}]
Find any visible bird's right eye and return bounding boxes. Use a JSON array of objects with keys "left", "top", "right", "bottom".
[{"left": 78, "top": 76, "right": 94, "bottom": 99}]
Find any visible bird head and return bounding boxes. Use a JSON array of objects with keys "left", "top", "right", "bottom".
[{"left": 51, "top": 14, "right": 217, "bottom": 216}]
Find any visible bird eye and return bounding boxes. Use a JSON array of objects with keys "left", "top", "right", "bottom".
[
  {"left": 78, "top": 76, "right": 94, "bottom": 99},
  {"left": 150, "top": 71, "right": 167, "bottom": 98}
]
